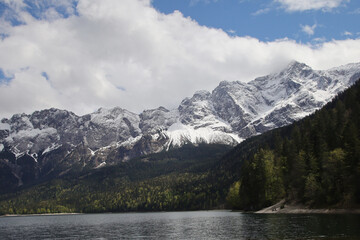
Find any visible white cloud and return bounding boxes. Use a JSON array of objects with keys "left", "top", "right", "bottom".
[
  {"left": 227, "top": 29, "right": 236, "bottom": 35},
  {"left": 275, "top": 0, "right": 349, "bottom": 12},
  {"left": 301, "top": 24, "right": 317, "bottom": 36},
  {"left": 342, "top": 31, "right": 353, "bottom": 36},
  {"left": 1, "top": 0, "right": 75, "bottom": 20},
  {"left": 190, "top": 0, "right": 218, "bottom": 6},
  {"left": 349, "top": 8, "right": 360, "bottom": 14},
  {"left": 252, "top": 8, "right": 271, "bottom": 16},
  {"left": 1, "top": 0, "right": 26, "bottom": 9},
  {"left": 0, "top": 0, "right": 360, "bottom": 118},
  {"left": 312, "top": 37, "right": 327, "bottom": 43}
]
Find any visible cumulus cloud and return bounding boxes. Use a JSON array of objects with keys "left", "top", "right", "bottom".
[
  {"left": 301, "top": 24, "right": 317, "bottom": 36},
  {"left": 275, "top": 0, "right": 349, "bottom": 12},
  {"left": 0, "top": 0, "right": 360, "bottom": 118}
]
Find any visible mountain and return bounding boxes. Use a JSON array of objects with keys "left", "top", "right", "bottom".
[
  {"left": 0, "top": 144, "right": 233, "bottom": 214},
  {"left": 0, "top": 80, "right": 359, "bottom": 215},
  {"left": 222, "top": 79, "right": 360, "bottom": 210},
  {"left": 1, "top": 61, "right": 360, "bottom": 190}
]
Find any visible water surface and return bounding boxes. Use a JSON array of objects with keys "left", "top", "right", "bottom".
[{"left": 1, "top": 211, "right": 360, "bottom": 239}]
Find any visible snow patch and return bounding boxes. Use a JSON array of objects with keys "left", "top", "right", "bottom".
[
  {"left": 88, "top": 148, "right": 95, "bottom": 156},
  {"left": 32, "top": 153, "right": 38, "bottom": 160},
  {"left": 166, "top": 121, "right": 241, "bottom": 149},
  {"left": 43, "top": 143, "right": 62, "bottom": 154},
  {"left": 90, "top": 107, "right": 141, "bottom": 132},
  {"left": 96, "top": 162, "right": 106, "bottom": 169},
  {"left": 14, "top": 151, "right": 25, "bottom": 158},
  {"left": 292, "top": 111, "right": 312, "bottom": 120},
  {"left": 6, "top": 127, "right": 57, "bottom": 142},
  {"left": 312, "top": 90, "right": 332, "bottom": 103},
  {"left": 118, "top": 135, "right": 143, "bottom": 148},
  {"left": 90, "top": 135, "right": 143, "bottom": 154}
]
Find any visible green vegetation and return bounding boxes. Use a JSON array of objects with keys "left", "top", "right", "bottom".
[
  {"left": 225, "top": 80, "right": 360, "bottom": 210},
  {"left": 0, "top": 80, "right": 359, "bottom": 214},
  {"left": 0, "top": 144, "right": 231, "bottom": 214}
]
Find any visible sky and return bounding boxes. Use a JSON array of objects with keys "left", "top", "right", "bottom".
[{"left": 0, "top": 0, "right": 359, "bottom": 118}]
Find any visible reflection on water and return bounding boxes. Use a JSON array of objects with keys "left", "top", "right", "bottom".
[{"left": 0, "top": 211, "right": 360, "bottom": 239}]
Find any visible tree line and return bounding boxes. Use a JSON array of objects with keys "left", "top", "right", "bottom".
[
  {"left": 0, "top": 81, "right": 359, "bottom": 214},
  {"left": 227, "top": 80, "right": 360, "bottom": 210}
]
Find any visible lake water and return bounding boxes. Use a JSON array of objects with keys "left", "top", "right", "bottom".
[{"left": 0, "top": 211, "right": 360, "bottom": 239}]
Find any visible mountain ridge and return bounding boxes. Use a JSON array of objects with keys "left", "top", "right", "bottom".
[
  {"left": 1, "top": 61, "right": 360, "bottom": 189},
  {"left": 1, "top": 80, "right": 359, "bottom": 214},
  {"left": 223, "top": 79, "right": 360, "bottom": 210}
]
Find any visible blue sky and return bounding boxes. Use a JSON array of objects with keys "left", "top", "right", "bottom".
[
  {"left": 152, "top": 0, "right": 359, "bottom": 43},
  {"left": 0, "top": 0, "right": 359, "bottom": 117}
]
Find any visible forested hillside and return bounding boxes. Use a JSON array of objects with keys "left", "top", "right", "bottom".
[
  {"left": 225, "top": 80, "right": 360, "bottom": 210},
  {"left": 0, "top": 144, "right": 231, "bottom": 214},
  {"left": 0, "top": 81, "right": 359, "bottom": 215}
]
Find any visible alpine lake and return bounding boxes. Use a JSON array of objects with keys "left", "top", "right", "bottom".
[{"left": 1, "top": 210, "right": 360, "bottom": 239}]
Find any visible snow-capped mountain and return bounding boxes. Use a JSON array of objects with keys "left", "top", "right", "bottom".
[{"left": 1, "top": 61, "right": 360, "bottom": 189}]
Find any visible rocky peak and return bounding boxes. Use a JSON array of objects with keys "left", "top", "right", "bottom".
[
  {"left": 139, "top": 107, "right": 177, "bottom": 134},
  {"left": 83, "top": 107, "right": 141, "bottom": 149},
  {"left": 211, "top": 81, "right": 252, "bottom": 130},
  {"left": 1, "top": 61, "right": 360, "bottom": 187},
  {"left": 178, "top": 90, "right": 216, "bottom": 126},
  {"left": 286, "top": 61, "right": 311, "bottom": 72},
  {"left": 30, "top": 108, "right": 79, "bottom": 130},
  {"left": 7, "top": 113, "right": 33, "bottom": 132},
  {"left": 192, "top": 90, "right": 211, "bottom": 101}
]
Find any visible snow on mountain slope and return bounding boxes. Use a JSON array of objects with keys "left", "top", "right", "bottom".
[
  {"left": 83, "top": 107, "right": 142, "bottom": 149},
  {"left": 0, "top": 61, "right": 359, "bottom": 179},
  {"left": 166, "top": 90, "right": 241, "bottom": 147},
  {"left": 139, "top": 106, "right": 178, "bottom": 134},
  {"left": 209, "top": 61, "right": 360, "bottom": 138},
  {"left": 165, "top": 121, "right": 241, "bottom": 149}
]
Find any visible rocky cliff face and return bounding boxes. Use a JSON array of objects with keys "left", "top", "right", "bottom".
[{"left": 1, "top": 61, "right": 359, "bottom": 190}]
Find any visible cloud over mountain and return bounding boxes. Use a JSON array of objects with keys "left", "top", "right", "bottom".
[{"left": 0, "top": 0, "right": 359, "bottom": 118}]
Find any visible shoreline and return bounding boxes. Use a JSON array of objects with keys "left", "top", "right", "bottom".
[
  {"left": 255, "top": 200, "right": 360, "bottom": 214},
  {"left": 0, "top": 212, "right": 82, "bottom": 218},
  {"left": 2, "top": 207, "right": 360, "bottom": 217},
  {"left": 0, "top": 210, "right": 225, "bottom": 217}
]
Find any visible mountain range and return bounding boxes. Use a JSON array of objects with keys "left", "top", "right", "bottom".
[
  {"left": 1, "top": 61, "right": 360, "bottom": 189},
  {"left": 0, "top": 71, "right": 359, "bottom": 215}
]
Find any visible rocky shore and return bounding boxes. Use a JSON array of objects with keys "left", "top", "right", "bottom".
[{"left": 256, "top": 200, "right": 360, "bottom": 214}]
